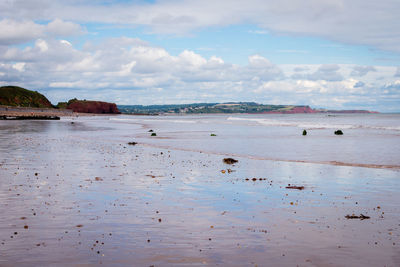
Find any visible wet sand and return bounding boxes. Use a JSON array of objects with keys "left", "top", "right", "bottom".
[
  {"left": 0, "top": 105, "right": 113, "bottom": 118},
  {"left": 0, "top": 117, "right": 399, "bottom": 266}
]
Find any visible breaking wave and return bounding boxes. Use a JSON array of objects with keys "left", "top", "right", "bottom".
[{"left": 227, "top": 116, "right": 400, "bottom": 131}]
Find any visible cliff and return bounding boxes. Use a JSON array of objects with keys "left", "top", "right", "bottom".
[
  {"left": 0, "top": 86, "right": 53, "bottom": 108},
  {"left": 64, "top": 99, "right": 120, "bottom": 114},
  {"left": 264, "top": 106, "right": 318, "bottom": 114}
]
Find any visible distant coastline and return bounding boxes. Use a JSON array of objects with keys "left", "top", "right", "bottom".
[
  {"left": 0, "top": 85, "right": 378, "bottom": 117},
  {"left": 118, "top": 103, "right": 378, "bottom": 115}
]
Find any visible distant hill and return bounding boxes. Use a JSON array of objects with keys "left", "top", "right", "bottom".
[
  {"left": 118, "top": 102, "right": 318, "bottom": 114},
  {"left": 58, "top": 98, "right": 120, "bottom": 114},
  {"left": 0, "top": 85, "right": 376, "bottom": 115},
  {"left": 0, "top": 86, "right": 53, "bottom": 108},
  {"left": 118, "top": 102, "right": 377, "bottom": 115}
]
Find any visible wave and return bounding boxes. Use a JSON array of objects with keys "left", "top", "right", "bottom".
[
  {"left": 110, "top": 116, "right": 400, "bottom": 131},
  {"left": 109, "top": 117, "right": 197, "bottom": 124},
  {"left": 109, "top": 118, "right": 139, "bottom": 122},
  {"left": 227, "top": 116, "right": 400, "bottom": 131}
]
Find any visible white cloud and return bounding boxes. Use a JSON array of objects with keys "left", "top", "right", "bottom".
[
  {"left": 46, "top": 18, "right": 84, "bottom": 36},
  {"left": 60, "top": 40, "right": 72, "bottom": 46},
  {"left": 36, "top": 39, "right": 49, "bottom": 52},
  {"left": 0, "top": 18, "right": 84, "bottom": 45},
  {"left": 395, "top": 67, "right": 400, "bottom": 77},
  {"left": 292, "top": 64, "right": 344, "bottom": 81},
  {"left": 248, "top": 55, "right": 273, "bottom": 68},
  {"left": 351, "top": 65, "right": 376, "bottom": 77},
  {"left": 179, "top": 50, "right": 207, "bottom": 67},
  {"left": 49, "top": 82, "right": 79, "bottom": 88},
  {"left": 118, "top": 61, "right": 137, "bottom": 77},
  {"left": 0, "top": 36, "right": 398, "bottom": 111},
  {"left": 0, "top": 19, "right": 44, "bottom": 45},
  {"left": 12, "top": 62, "right": 26, "bottom": 72},
  {"left": 1, "top": 1, "right": 399, "bottom": 52}
]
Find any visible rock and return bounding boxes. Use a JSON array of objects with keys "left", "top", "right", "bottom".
[
  {"left": 223, "top": 158, "right": 238, "bottom": 164},
  {"left": 345, "top": 214, "right": 370, "bottom": 220},
  {"left": 0, "top": 115, "right": 60, "bottom": 120},
  {"left": 285, "top": 185, "right": 305, "bottom": 190},
  {"left": 128, "top": 142, "right": 137, "bottom": 145},
  {"left": 151, "top": 133, "right": 157, "bottom": 136},
  {"left": 66, "top": 99, "right": 120, "bottom": 114},
  {"left": 334, "top": 130, "right": 343, "bottom": 135},
  {"left": 302, "top": 130, "right": 307, "bottom": 136}
]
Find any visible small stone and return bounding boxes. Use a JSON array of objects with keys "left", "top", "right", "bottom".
[{"left": 223, "top": 158, "right": 238, "bottom": 164}]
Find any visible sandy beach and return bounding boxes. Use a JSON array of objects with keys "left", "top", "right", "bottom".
[
  {"left": 0, "top": 106, "right": 118, "bottom": 119},
  {"left": 0, "top": 115, "right": 399, "bottom": 266},
  {"left": 0, "top": 106, "right": 74, "bottom": 117}
]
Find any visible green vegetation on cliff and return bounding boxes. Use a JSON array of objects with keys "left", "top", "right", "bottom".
[
  {"left": 0, "top": 86, "right": 53, "bottom": 108},
  {"left": 118, "top": 102, "right": 315, "bottom": 114}
]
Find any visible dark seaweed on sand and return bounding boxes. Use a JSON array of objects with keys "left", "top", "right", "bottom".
[
  {"left": 345, "top": 214, "right": 370, "bottom": 220},
  {"left": 223, "top": 158, "right": 238, "bottom": 164}
]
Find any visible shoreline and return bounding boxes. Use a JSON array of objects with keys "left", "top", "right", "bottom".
[
  {"left": 137, "top": 142, "right": 400, "bottom": 170},
  {"left": 0, "top": 105, "right": 121, "bottom": 118},
  {"left": 0, "top": 105, "right": 388, "bottom": 118}
]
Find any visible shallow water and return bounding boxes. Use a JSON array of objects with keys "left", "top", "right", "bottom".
[
  {"left": 111, "top": 113, "right": 400, "bottom": 167},
  {"left": 0, "top": 115, "right": 399, "bottom": 266}
]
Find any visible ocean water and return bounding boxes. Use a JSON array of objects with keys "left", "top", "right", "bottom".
[
  {"left": 0, "top": 113, "right": 399, "bottom": 266},
  {"left": 109, "top": 113, "right": 400, "bottom": 168}
]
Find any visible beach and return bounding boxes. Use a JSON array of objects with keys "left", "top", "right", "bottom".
[{"left": 0, "top": 114, "right": 399, "bottom": 266}]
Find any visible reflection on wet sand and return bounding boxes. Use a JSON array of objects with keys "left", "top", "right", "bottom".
[{"left": 0, "top": 117, "right": 399, "bottom": 266}]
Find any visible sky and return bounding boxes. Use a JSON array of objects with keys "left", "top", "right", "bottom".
[{"left": 0, "top": 0, "right": 399, "bottom": 111}]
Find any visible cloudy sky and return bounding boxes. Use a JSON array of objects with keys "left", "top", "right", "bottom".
[{"left": 0, "top": 0, "right": 399, "bottom": 111}]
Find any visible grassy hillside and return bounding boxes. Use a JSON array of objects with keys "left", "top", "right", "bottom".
[
  {"left": 118, "top": 102, "right": 314, "bottom": 114},
  {"left": 0, "top": 86, "right": 53, "bottom": 108}
]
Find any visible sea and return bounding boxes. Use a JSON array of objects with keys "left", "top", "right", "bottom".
[
  {"left": 0, "top": 113, "right": 399, "bottom": 266},
  {"left": 109, "top": 113, "right": 400, "bottom": 168}
]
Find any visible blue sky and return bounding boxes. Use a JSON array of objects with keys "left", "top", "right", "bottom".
[
  {"left": 0, "top": 0, "right": 399, "bottom": 111},
  {"left": 85, "top": 23, "right": 399, "bottom": 66}
]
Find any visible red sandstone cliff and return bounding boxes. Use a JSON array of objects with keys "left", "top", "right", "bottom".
[
  {"left": 66, "top": 99, "right": 120, "bottom": 114},
  {"left": 265, "top": 106, "right": 318, "bottom": 114}
]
